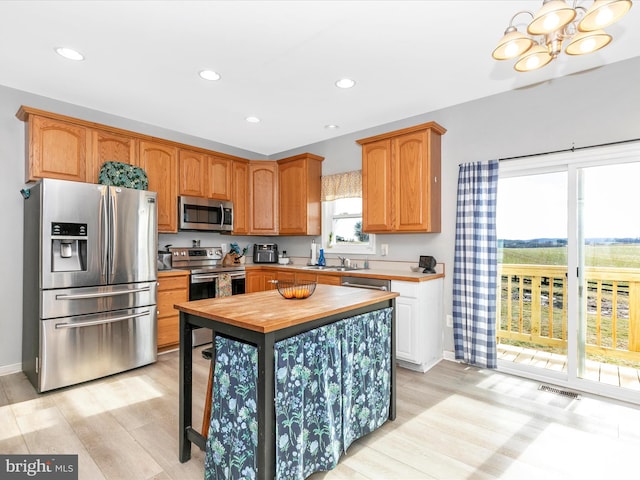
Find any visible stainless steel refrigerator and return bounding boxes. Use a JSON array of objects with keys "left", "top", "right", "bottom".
[{"left": 23, "top": 178, "right": 158, "bottom": 392}]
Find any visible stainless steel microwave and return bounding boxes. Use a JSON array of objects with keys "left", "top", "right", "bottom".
[{"left": 178, "top": 196, "right": 233, "bottom": 232}]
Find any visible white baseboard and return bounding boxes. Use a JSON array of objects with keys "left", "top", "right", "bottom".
[
  {"left": 443, "top": 350, "right": 457, "bottom": 362},
  {"left": 0, "top": 362, "right": 22, "bottom": 376}
]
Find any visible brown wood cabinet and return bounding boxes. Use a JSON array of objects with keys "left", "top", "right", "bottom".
[
  {"left": 316, "top": 272, "right": 342, "bottom": 285},
  {"left": 246, "top": 269, "right": 277, "bottom": 293},
  {"left": 178, "top": 149, "right": 208, "bottom": 197},
  {"left": 139, "top": 141, "right": 179, "bottom": 233},
  {"left": 91, "top": 129, "right": 138, "bottom": 184},
  {"left": 357, "top": 122, "right": 446, "bottom": 233},
  {"left": 22, "top": 113, "right": 90, "bottom": 182},
  {"left": 208, "top": 156, "right": 232, "bottom": 200},
  {"left": 157, "top": 271, "right": 189, "bottom": 352},
  {"left": 232, "top": 159, "right": 250, "bottom": 234},
  {"left": 179, "top": 151, "right": 232, "bottom": 200},
  {"left": 278, "top": 153, "right": 323, "bottom": 235},
  {"left": 249, "top": 161, "right": 278, "bottom": 235},
  {"left": 246, "top": 268, "right": 342, "bottom": 292}
]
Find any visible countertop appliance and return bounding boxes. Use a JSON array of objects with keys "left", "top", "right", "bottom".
[
  {"left": 170, "top": 246, "right": 246, "bottom": 346},
  {"left": 253, "top": 243, "right": 278, "bottom": 263},
  {"left": 178, "top": 195, "right": 233, "bottom": 232},
  {"left": 22, "top": 179, "right": 158, "bottom": 392}
]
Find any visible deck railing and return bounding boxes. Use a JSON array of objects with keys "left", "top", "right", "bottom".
[{"left": 497, "top": 264, "right": 640, "bottom": 363}]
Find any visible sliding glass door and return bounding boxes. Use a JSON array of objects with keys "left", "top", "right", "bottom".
[
  {"left": 577, "top": 162, "right": 640, "bottom": 389},
  {"left": 497, "top": 143, "right": 640, "bottom": 403}
]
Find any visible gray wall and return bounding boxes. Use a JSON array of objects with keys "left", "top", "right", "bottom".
[{"left": 1, "top": 57, "right": 639, "bottom": 372}]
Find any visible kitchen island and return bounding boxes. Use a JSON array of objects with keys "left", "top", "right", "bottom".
[{"left": 175, "top": 284, "right": 398, "bottom": 480}]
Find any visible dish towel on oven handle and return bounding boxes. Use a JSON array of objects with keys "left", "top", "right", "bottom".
[{"left": 216, "top": 273, "right": 232, "bottom": 298}]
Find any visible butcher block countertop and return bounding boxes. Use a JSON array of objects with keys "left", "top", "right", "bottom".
[{"left": 174, "top": 284, "right": 398, "bottom": 334}]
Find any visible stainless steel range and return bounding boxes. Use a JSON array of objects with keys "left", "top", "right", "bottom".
[{"left": 170, "top": 247, "right": 246, "bottom": 345}]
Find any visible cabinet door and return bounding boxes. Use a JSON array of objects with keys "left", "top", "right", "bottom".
[
  {"left": 139, "top": 141, "right": 178, "bottom": 233},
  {"left": 232, "top": 160, "right": 250, "bottom": 234},
  {"left": 27, "top": 115, "right": 89, "bottom": 182},
  {"left": 278, "top": 155, "right": 322, "bottom": 235},
  {"left": 208, "top": 156, "right": 232, "bottom": 200},
  {"left": 295, "top": 272, "right": 317, "bottom": 284},
  {"left": 278, "top": 159, "right": 307, "bottom": 234},
  {"left": 246, "top": 271, "right": 264, "bottom": 293},
  {"left": 276, "top": 271, "right": 296, "bottom": 283},
  {"left": 178, "top": 149, "right": 208, "bottom": 197},
  {"left": 157, "top": 273, "right": 188, "bottom": 351},
  {"left": 91, "top": 130, "right": 137, "bottom": 184},
  {"left": 362, "top": 139, "right": 393, "bottom": 232},
  {"left": 393, "top": 130, "right": 440, "bottom": 232},
  {"left": 395, "top": 295, "right": 419, "bottom": 363},
  {"left": 316, "top": 273, "right": 342, "bottom": 286},
  {"left": 249, "top": 162, "right": 278, "bottom": 235}
]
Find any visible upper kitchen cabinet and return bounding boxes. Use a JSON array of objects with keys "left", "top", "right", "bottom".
[
  {"left": 249, "top": 161, "right": 278, "bottom": 235},
  {"left": 178, "top": 149, "right": 208, "bottom": 197},
  {"left": 208, "top": 156, "right": 232, "bottom": 200},
  {"left": 277, "top": 153, "right": 323, "bottom": 235},
  {"left": 17, "top": 107, "right": 90, "bottom": 183},
  {"left": 138, "top": 141, "right": 178, "bottom": 233},
  {"left": 232, "top": 159, "right": 250, "bottom": 235},
  {"left": 90, "top": 129, "right": 137, "bottom": 184},
  {"left": 357, "top": 122, "right": 446, "bottom": 233},
  {"left": 179, "top": 151, "right": 232, "bottom": 200}
]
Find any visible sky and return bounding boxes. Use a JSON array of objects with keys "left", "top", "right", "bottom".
[{"left": 497, "top": 162, "right": 640, "bottom": 240}]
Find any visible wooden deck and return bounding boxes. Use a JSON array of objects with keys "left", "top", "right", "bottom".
[{"left": 498, "top": 343, "right": 640, "bottom": 390}]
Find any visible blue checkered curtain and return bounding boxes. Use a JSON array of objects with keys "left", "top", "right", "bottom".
[{"left": 453, "top": 160, "right": 499, "bottom": 368}]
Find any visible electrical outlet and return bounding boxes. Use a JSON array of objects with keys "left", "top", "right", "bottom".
[
  {"left": 446, "top": 314, "right": 453, "bottom": 327},
  {"left": 381, "top": 244, "right": 389, "bottom": 256}
]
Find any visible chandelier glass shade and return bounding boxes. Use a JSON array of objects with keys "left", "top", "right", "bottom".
[{"left": 492, "top": 0, "right": 633, "bottom": 72}]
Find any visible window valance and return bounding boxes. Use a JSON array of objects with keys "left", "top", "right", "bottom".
[{"left": 321, "top": 170, "right": 362, "bottom": 201}]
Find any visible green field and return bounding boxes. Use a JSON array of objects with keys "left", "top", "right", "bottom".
[{"left": 499, "top": 244, "right": 640, "bottom": 268}]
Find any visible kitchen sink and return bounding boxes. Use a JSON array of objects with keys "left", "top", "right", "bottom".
[{"left": 302, "top": 265, "right": 362, "bottom": 271}]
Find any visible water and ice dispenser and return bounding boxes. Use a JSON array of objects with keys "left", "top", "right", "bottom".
[{"left": 51, "top": 222, "right": 88, "bottom": 272}]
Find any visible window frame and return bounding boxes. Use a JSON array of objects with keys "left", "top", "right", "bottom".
[{"left": 321, "top": 198, "right": 376, "bottom": 255}]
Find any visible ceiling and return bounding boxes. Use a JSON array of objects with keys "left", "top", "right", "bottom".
[{"left": 1, "top": 1, "right": 639, "bottom": 155}]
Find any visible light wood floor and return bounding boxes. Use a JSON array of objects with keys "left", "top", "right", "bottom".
[{"left": 2, "top": 348, "right": 640, "bottom": 480}]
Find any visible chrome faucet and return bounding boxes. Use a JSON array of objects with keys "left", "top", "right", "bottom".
[{"left": 338, "top": 256, "right": 351, "bottom": 267}]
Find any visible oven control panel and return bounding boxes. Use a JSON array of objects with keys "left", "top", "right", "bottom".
[{"left": 169, "top": 247, "right": 223, "bottom": 269}]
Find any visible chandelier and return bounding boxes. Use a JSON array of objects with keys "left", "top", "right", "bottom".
[{"left": 492, "top": 0, "right": 633, "bottom": 72}]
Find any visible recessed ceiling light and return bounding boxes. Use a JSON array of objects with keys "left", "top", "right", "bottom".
[
  {"left": 246, "top": 116, "right": 261, "bottom": 123},
  {"left": 199, "top": 70, "right": 221, "bottom": 81},
  {"left": 335, "top": 78, "right": 355, "bottom": 89},
  {"left": 55, "top": 47, "right": 84, "bottom": 61},
  {"left": 325, "top": 124, "right": 340, "bottom": 130}
]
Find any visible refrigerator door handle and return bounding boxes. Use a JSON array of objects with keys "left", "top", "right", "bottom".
[
  {"left": 100, "top": 189, "right": 109, "bottom": 278},
  {"left": 108, "top": 188, "right": 117, "bottom": 280},
  {"left": 55, "top": 310, "right": 150, "bottom": 329},
  {"left": 55, "top": 286, "right": 151, "bottom": 300}
]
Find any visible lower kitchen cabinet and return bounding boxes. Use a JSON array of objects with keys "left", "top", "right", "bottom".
[
  {"left": 157, "top": 271, "right": 189, "bottom": 352},
  {"left": 392, "top": 278, "right": 443, "bottom": 372},
  {"left": 246, "top": 269, "right": 277, "bottom": 293}
]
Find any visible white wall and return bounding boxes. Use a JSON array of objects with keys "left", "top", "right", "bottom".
[{"left": 1, "top": 57, "right": 639, "bottom": 371}]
